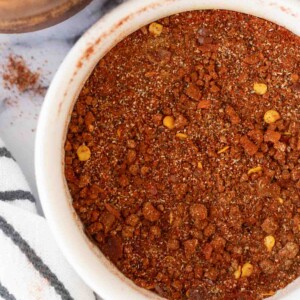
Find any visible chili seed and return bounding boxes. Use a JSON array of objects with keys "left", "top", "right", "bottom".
[
  {"left": 163, "top": 116, "right": 175, "bottom": 129},
  {"left": 241, "top": 262, "right": 254, "bottom": 277},
  {"left": 248, "top": 166, "right": 262, "bottom": 175},
  {"left": 176, "top": 133, "right": 188, "bottom": 139},
  {"left": 264, "top": 110, "right": 281, "bottom": 124},
  {"left": 77, "top": 144, "right": 91, "bottom": 161},
  {"left": 253, "top": 83, "right": 268, "bottom": 95},
  {"left": 264, "top": 235, "right": 276, "bottom": 252},
  {"left": 149, "top": 22, "right": 163, "bottom": 36}
]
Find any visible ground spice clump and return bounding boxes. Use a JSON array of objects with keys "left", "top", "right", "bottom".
[
  {"left": 65, "top": 10, "right": 300, "bottom": 300},
  {"left": 2, "top": 54, "right": 42, "bottom": 94}
]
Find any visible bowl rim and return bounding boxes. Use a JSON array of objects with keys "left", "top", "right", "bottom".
[{"left": 35, "top": 0, "right": 300, "bottom": 299}]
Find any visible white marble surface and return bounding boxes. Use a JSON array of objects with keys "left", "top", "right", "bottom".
[{"left": 0, "top": 0, "right": 124, "bottom": 213}]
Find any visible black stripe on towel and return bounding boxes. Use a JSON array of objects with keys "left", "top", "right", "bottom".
[
  {"left": 0, "top": 280, "right": 16, "bottom": 300},
  {"left": 0, "top": 216, "right": 74, "bottom": 300},
  {"left": 0, "top": 148, "right": 14, "bottom": 160},
  {"left": 102, "top": 0, "right": 126, "bottom": 13},
  {"left": 0, "top": 191, "right": 35, "bottom": 203}
]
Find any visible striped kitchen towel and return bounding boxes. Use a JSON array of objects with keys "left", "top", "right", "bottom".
[{"left": 0, "top": 138, "right": 95, "bottom": 300}]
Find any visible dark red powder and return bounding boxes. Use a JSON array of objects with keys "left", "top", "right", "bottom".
[
  {"left": 2, "top": 54, "right": 43, "bottom": 95},
  {"left": 65, "top": 10, "right": 300, "bottom": 300}
]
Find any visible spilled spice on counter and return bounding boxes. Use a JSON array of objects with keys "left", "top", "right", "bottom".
[{"left": 2, "top": 54, "right": 43, "bottom": 95}]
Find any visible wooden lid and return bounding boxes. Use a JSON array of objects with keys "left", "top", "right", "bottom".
[{"left": 0, "top": 0, "right": 91, "bottom": 33}]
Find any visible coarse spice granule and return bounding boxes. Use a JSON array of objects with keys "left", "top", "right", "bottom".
[{"left": 65, "top": 10, "right": 300, "bottom": 300}]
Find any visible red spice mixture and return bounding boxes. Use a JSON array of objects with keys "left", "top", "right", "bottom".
[
  {"left": 65, "top": 10, "right": 300, "bottom": 300},
  {"left": 2, "top": 54, "right": 42, "bottom": 94}
]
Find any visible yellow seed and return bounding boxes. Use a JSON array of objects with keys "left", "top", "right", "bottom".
[
  {"left": 241, "top": 262, "right": 253, "bottom": 277},
  {"left": 176, "top": 133, "right": 188, "bottom": 139},
  {"left": 197, "top": 162, "right": 203, "bottom": 169},
  {"left": 264, "top": 110, "right": 280, "bottom": 124},
  {"left": 264, "top": 235, "right": 275, "bottom": 252},
  {"left": 77, "top": 144, "right": 91, "bottom": 161},
  {"left": 248, "top": 166, "right": 262, "bottom": 175},
  {"left": 253, "top": 83, "right": 268, "bottom": 95},
  {"left": 117, "top": 128, "right": 122, "bottom": 137},
  {"left": 169, "top": 212, "right": 174, "bottom": 224},
  {"left": 149, "top": 22, "right": 163, "bottom": 36},
  {"left": 163, "top": 116, "right": 175, "bottom": 129},
  {"left": 144, "top": 71, "right": 157, "bottom": 78},
  {"left": 278, "top": 197, "right": 284, "bottom": 204},
  {"left": 234, "top": 266, "right": 242, "bottom": 279},
  {"left": 283, "top": 132, "right": 292, "bottom": 136},
  {"left": 261, "top": 291, "right": 275, "bottom": 297},
  {"left": 218, "top": 146, "right": 230, "bottom": 154}
]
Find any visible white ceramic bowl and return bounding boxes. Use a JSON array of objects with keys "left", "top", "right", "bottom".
[{"left": 36, "top": 0, "right": 300, "bottom": 299}]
